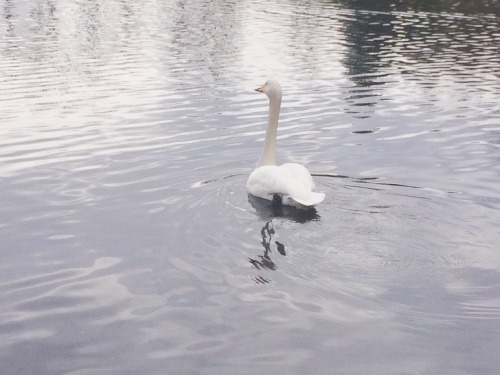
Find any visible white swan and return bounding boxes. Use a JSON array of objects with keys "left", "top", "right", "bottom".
[{"left": 246, "top": 80, "right": 325, "bottom": 208}]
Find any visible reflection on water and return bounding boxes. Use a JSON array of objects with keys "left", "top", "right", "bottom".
[
  {"left": 247, "top": 201, "right": 318, "bottom": 284},
  {"left": 340, "top": 0, "right": 500, "bottom": 15},
  {"left": 248, "top": 221, "right": 283, "bottom": 283},
  {"left": 248, "top": 194, "right": 320, "bottom": 223},
  {"left": 339, "top": 0, "right": 499, "bottom": 118},
  {"left": 1, "top": 0, "right": 500, "bottom": 374}
]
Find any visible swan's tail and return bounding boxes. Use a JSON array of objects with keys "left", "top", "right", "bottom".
[{"left": 290, "top": 192, "right": 325, "bottom": 208}]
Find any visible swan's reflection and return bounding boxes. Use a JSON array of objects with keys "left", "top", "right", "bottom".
[
  {"left": 248, "top": 221, "right": 283, "bottom": 269},
  {"left": 248, "top": 221, "right": 285, "bottom": 284},
  {"left": 247, "top": 194, "right": 320, "bottom": 223},
  {"left": 248, "top": 195, "right": 319, "bottom": 283}
]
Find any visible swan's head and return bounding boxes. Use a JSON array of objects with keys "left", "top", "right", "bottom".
[{"left": 255, "top": 80, "right": 282, "bottom": 100}]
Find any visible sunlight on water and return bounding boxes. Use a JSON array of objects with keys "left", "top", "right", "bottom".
[{"left": 1, "top": 0, "right": 499, "bottom": 374}]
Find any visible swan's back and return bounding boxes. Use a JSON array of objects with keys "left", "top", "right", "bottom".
[{"left": 246, "top": 163, "right": 325, "bottom": 208}]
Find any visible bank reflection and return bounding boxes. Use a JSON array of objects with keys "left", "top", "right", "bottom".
[
  {"left": 335, "top": 0, "right": 499, "bottom": 119},
  {"left": 336, "top": 0, "right": 499, "bottom": 15}
]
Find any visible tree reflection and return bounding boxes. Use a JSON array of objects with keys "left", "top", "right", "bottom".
[
  {"left": 336, "top": 0, "right": 499, "bottom": 15},
  {"left": 333, "top": 0, "right": 499, "bottom": 118},
  {"left": 169, "top": 0, "right": 241, "bottom": 84}
]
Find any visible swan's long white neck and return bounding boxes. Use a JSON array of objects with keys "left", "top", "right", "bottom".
[{"left": 257, "top": 93, "right": 281, "bottom": 167}]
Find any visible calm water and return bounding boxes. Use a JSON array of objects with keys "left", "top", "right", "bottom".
[{"left": 1, "top": 0, "right": 500, "bottom": 373}]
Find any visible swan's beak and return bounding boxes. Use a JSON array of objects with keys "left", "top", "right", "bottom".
[{"left": 255, "top": 85, "right": 264, "bottom": 93}]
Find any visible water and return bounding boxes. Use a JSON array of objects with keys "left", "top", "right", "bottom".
[{"left": 1, "top": 0, "right": 499, "bottom": 373}]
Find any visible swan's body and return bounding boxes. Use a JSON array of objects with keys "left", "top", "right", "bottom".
[{"left": 246, "top": 80, "right": 325, "bottom": 208}]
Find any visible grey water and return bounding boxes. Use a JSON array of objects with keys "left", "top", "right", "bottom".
[{"left": 1, "top": 0, "right": 499, "bottom": 373}]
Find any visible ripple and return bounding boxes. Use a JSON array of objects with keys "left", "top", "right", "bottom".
[
  {"left": 460, "top": 302, "right": 500, "bottom": 320},
  {"left": 1, "top": 0, "right": 500, "bottom": 373}
]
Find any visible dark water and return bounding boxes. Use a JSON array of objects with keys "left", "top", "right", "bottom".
[{"left": 1, "top": 0, "right": 499, "bottom": 374}]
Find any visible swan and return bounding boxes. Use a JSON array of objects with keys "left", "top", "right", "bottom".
[{"left": 246, "top": 80, "right": 325, "bottom": 208}]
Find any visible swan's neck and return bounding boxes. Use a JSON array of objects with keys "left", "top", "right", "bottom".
[{"left": 257, "top": 95, "right": 281, "bottom": 167}]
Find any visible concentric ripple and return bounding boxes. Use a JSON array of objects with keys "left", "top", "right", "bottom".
[{"left": 1, "top": 0, "right": 499, "bottom": 373}]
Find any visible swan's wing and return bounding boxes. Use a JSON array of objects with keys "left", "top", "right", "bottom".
[
  {"left": 247, "top": 164, "right": 325, "bottom": 208},
  {"left": 288, "top": 192, "right": 325, "bottom": 207},
  {"left": 279, "top": 163, "right": 315, "bottom": 190},
  {"left": 246, "top": 165, "right": 288, "bottom": 199},
  {"left": 279, "top": 164, "right": 325, "bottom": 207}
]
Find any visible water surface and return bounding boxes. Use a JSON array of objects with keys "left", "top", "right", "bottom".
[{"left": 1, "top": 0, "right": 500, "bottom": 374}]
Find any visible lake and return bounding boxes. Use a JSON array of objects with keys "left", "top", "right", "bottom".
[{"left": 1, "top": 0, "right": 499, "bottom": 374}]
